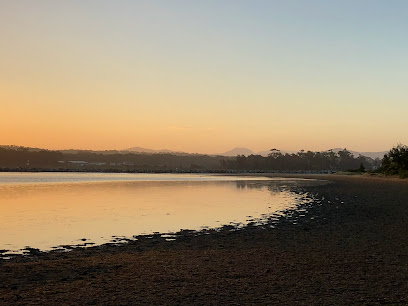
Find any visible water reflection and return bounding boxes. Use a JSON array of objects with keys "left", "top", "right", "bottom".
[
  {"left": 235, "top": 181, "right": 283, "bottom": 192},
  {"left": 0, "top": 173, "right": 321, "bottom": 253},
  {"left": 234, "top": 179, "right": 322, "bottom": 192}
]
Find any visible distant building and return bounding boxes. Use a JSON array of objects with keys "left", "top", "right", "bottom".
[{"left": 68, "top": 161, "right": 88, "bottom": 165}]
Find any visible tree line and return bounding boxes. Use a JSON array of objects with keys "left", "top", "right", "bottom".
[
  {"left": 222, "top": 149, "right": 381, "bottom": 172},
  {"left": 1, "top": 145, "right": 407, "bottom": 175},
  {"left": 0, "top": 147, "right": 226, "bottom": 170},
  {"left": 0, "top": 147, "right": 63, "bottom": 167}
]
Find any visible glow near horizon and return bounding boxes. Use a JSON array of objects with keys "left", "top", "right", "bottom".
[{"left": 1, "top": 0, "right": 407, "bottom": 153}]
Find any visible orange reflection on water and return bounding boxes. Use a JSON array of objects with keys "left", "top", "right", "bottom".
[{"left": 0, "top": 177, "right": 299, "bottom": 253}]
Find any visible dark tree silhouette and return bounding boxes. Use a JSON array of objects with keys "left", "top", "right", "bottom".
[
  {"left": 222, "top": 149, "right": 376, "bottom": 172},
  {"left": 381, "top": 144, "right": 408, "bottom": 177}
]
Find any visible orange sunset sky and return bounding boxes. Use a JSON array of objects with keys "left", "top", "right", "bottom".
[{"left": 1, "top": 1, "right": 407, "bottom": 154}]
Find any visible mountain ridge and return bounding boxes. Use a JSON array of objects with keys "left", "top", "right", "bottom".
[
  {"left": 1, "top": 144, "right": 388, "bottom": 159},
  {"left": 125, "top": 146, "right": 179, "bottom": 154}
]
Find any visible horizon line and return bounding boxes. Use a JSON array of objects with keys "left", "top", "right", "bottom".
[{"left": 0, "top": 144, "right": 392, "bottom": 155}]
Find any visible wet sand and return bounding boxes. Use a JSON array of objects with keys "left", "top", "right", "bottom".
[{"left": 1, "top": 174, "right": 408, "bottom": 305}]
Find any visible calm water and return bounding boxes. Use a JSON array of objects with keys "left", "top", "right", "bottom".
[{"left": 0, "top": 173, "right": 320, "bottom": 254}]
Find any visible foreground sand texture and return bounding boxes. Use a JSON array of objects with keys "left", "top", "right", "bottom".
[{"left": 1, "top": 175, "right": 408, "bottom": 305}]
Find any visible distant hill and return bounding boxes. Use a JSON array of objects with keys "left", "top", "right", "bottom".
[
  {"left": 0, "top": 144, "right": 389, "bottom": 160},
  {"left": 358, "top": 151, "right": 388, "bottom": 159},
  {"left": 329, "top": 148, "right": 387, "bottom": 160},
  {"left": 219, "top": 147, "right": 255, "bottom": 156},
  {"left": 124, "top": 146, "right": 184, "bottom": 154},
  {"left": 0, "top": 145, "right": 45, "bottom": 152}
]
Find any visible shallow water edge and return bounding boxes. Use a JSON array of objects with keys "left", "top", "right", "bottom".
[{"left": 0, "top": 177, "right": 330, "bottom": 261}]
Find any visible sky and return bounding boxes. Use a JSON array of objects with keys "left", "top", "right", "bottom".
[{"left": 1, "top": 0, "right": 407, "bottom": 154}]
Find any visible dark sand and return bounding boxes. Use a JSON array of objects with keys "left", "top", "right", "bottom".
[{"left": 1, "top": 174, "right": 408, "bottom": 305}]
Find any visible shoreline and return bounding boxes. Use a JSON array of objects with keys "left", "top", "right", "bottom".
[{"left": 1, "top": 174, "right": 408, "bottom": 304}]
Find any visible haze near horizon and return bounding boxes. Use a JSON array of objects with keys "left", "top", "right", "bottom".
[{"left": 1, "top": 1, "right": 407, "bottom": 153}]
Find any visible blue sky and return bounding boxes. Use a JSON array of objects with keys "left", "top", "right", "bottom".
[{"left": 1, "top": 1, "right": 407, "bottom": 152}]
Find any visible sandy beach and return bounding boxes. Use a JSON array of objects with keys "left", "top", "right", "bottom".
[{"left": 1, "top": 174, "right": 408, "bottom": 305}]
